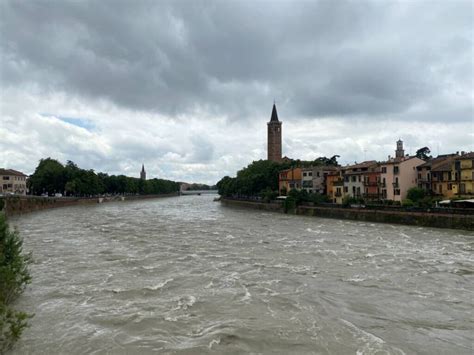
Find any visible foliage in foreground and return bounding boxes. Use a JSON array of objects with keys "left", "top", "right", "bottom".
[{"left": 0, "top": 214, "right": 32, "bottom": 353}]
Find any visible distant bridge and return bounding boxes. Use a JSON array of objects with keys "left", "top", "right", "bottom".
[{"left": 180, "top": 190, "right": 218, "bottom": 195}]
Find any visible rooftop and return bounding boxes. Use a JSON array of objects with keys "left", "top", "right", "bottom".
[{"left": 0, "top": 168, "right": 28, "bottom": 177}]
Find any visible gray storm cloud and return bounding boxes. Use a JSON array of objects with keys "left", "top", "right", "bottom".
[
  {"left": 1, "top": 0, "right": 472, "bottom": 122},
  {"left": 0, "top": 0, "right": 472, "bottom": 184}
]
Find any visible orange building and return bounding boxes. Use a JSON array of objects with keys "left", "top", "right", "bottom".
[
  {"left": 326, "top": 170, "right": 344, "bottom": 204},
  {"left": 363, "top": 164, "right": 381, "bottom": 200},
  {"left": 279, "top": 168, "right": 302, "bottom": 195}
]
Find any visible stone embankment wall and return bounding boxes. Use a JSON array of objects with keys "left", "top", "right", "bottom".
[
  {"left": 0, "top": 193, "right": 179, "bottom": 217},
  {"left": 220, "top": 198, "right": 474, "bottom": 231}
]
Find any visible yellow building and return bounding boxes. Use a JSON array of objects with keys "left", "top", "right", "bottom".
[
  {"left": 429, "top": 155, "right": 458, "bottom": 199},
  {"left": 278, "top": 168, "right": 302, "bottom": 195},
  {"left": 0, "top": 169, "right": 28, "bottom": 195},
  {"left": 452, "top": 152, "right": 474, "bottom": 196}
]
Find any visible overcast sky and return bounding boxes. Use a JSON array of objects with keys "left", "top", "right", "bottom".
[{"left": 1, "top": 0, "right": 472, "bottom": 184}]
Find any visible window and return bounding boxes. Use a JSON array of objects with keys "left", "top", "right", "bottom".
[
  {"left": 316, "top": 172, "right": 320, "bottom": 177},
  {"left": 303, "top": 172, "right": 307, "bottom": 177},
  {"left": 344, "top": 186, "right": 348, "bottom": 193},
  {"left": 394, "top": 189, "right": 400, "bottom": 195},
  {"left": 393, "top": 166, "right": 399, "bottom": 174},
  {"left": 381, "top": 167, "right": 387, "bottom": 174},
  {"left": 308, "top": 172, "right": 312, "bottom": 177},
  {"left": 3, "top": 176, "right": 9, "bottom": 180}
]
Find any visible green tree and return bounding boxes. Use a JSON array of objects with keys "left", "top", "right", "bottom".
[
  {"left": 406, "top": 187, "right": 426, "bottom": 203},
  {"left": 28, "top": 158, "right": 66, "bottom": 195},
  {"left": 0, "top": 214, "right": 32, "bottom": 352},
  {"left": 416, "top": 147, "right": 431, "bottom": 161}
]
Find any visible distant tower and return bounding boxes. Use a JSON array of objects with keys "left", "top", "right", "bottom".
[
  {"left": 140, "top": 164, "right": 146, "bottom": 180},
  {"left": 395, "top": 139, "right": 405, "bottom": 158},
  {"left": 267, "top": 103, "right": 282, "bottom": 162}
]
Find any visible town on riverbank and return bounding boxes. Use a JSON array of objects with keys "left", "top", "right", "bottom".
[{"left": 216, "top": 104, "right": 474, "bottom": 229}]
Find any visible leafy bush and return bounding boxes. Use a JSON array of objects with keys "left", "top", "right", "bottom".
[
  {"left": 342, "top": 196, "right": 365, "bottom": 207},
  {"left": 0, "top": 214, "right": 32, "bottom": 352},
  {"left": 402, "top": 198, "right": 414, "bottom": 207},
  {"left": 259, "top": 188, "right": 278, "bottom": 203},
  {"left": 406, "top": 187, "right": 426, "bottom": 203},
  {"left": 284, "top": 196, "right": 296, "bottom": 213}
]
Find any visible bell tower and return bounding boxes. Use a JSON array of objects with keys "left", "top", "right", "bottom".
[
  {"left": 395, "top": 139, "right": 404, "bottom": 158},
  {"left": 267, "top": 103, "right": 282, "bottom": 162},
  {"left": 140, "top": 164, "right": 146, "bottom": 180}
]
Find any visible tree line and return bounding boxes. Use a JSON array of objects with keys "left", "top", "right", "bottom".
[
  {"left": 216, "top": 156, "right": 340, "bottom": 199},
  {"left": 28, "top": 158, "right": 180, "bottom": 196}
]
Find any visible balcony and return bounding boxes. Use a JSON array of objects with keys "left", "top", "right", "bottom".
[
  {"left": 364, "top": 181, "right": 378, "bottom": 187},
  {"left": 392, "top": 182, "right": 399, "bottom": 188},
  {"left": 335, "top": 192, "right": 342, "bottom": 197},
  {"left": 379, "top": 182, "right": 386, "bottom": 188}
]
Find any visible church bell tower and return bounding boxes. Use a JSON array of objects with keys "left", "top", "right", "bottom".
[
  {"left": 267, "top": 103, "right": 282, "bottom": 162},
  {"left": 140, "top": 164, "right": 146, "bottom": 180}
]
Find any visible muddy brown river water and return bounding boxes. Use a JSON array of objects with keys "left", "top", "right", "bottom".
[{"left": 9, "top": 195, "right": 474, "bottom": 354}]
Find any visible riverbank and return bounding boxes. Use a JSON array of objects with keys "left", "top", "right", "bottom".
[
  {"left": 0, "top": 193, "right": 179, "bottom": 217},
  {"left": 220, "top": 198, "right": 474, "bottom": 231}
]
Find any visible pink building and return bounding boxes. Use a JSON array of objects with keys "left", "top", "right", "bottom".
[{"left": 380, "top": 140, "right": 425, "bottom": 202}]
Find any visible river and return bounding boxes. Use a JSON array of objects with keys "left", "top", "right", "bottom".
[{"left": 9, "top": 195, "right": 474, "bottom": 354}]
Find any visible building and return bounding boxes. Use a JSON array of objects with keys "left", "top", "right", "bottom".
[
  {"left": 342, "top": 161, "right": 377, "bottom": 200},
  {"left": 416, "top": 154, "right": 458, "bottom": 196},
  {"left": 301, "top": 168, "right": 314, "bottom": 193},
  {"left": 0, "top": 169, "right": 28, "bottom": 195},
  {"left": 279, "top": 167, "right": 302, "bottom": 195},
  {"left": 140, "top": 164, "right": 146, "bottom": 180},
  {"left": 301, "top": 166, "right": 336, "bottom": 194},
  {"left": 452, "top": 152, "right": 474, "bottom": 196},
  {"left": 362, "top": 164, "right": 381, "bottom": 201},
  {"left": 267, "top": 104, "right": 282, "bottom": 162},
  {"left": 326, "top": 170, "right": 344, "bottom": 204},
  {"left": 380, "top": 140, "right": 425, "bottom": 202}
]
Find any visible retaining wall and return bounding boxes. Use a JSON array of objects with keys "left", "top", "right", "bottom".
[
  {"left": 0, "top": 193, "right": 179, "bottom": 217},
  {"left": 220, "top": 198, "right": 474, "bottom": 231}
]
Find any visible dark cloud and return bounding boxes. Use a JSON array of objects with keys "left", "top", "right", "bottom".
[{"left": 1, "top": 0, "right": 472, "bottom": 122}]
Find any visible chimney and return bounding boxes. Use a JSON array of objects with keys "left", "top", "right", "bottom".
[{"left": 461, "top": 151, "right": 465, "bottom": 156}]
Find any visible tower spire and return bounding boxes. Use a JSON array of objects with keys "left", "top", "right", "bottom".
[
  {"left": 140, "top": 164, "right": 146, "bottom": 180},
  {"left": 270, "top": 103, "right": 279, "bottom": 122}
]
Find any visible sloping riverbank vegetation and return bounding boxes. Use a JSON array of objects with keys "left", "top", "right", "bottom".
[
  {"left": 27, "top": 158, "right": 180, "bottom": 196},
  {"left": 0, "top": 214, "right": 31, "bottom": 353}
]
